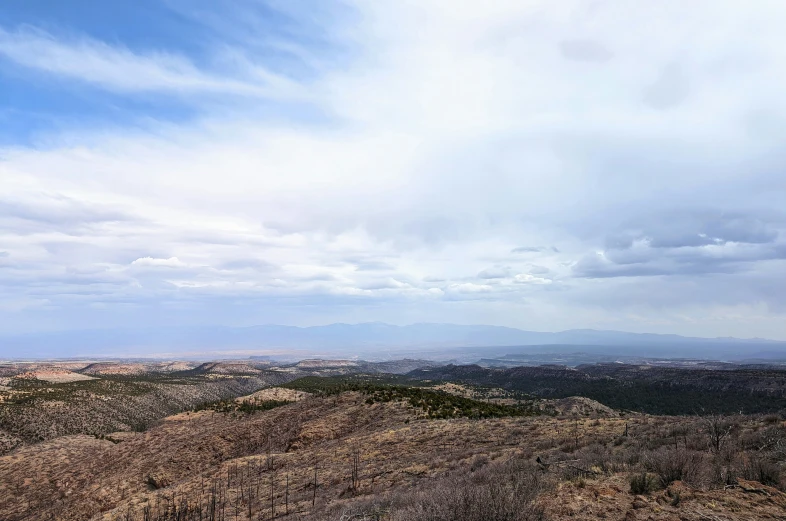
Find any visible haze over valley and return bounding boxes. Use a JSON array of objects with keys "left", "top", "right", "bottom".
[{"left": 5, "top": 322, "right": 786, "bottom": 361}]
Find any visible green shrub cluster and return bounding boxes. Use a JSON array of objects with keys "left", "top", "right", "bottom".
[
  {"left": 284, "top": 377, "right": 539, "bottom": 419},
  {"left": 629, "top": 472, "right": 656, "bottom": 494}
]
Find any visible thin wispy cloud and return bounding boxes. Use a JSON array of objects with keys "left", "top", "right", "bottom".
[{"left": 0, "top": 26, "right": 307, "bottom": 100}]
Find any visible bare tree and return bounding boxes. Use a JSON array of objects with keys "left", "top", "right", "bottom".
[
  {"left": 269, "top": 467, "right": 276, "bottom": 520},
  {"left": 350, "top": 444, "right": 361, "bottom": 493},
  {"left": 312, "top": 462, "right": 318, "bottom": 508},
  {"left": 285, "top": 471, "right": 290, "bottom": 516},
  {"left": 702, "top": 414, "right": 735, "bottom": 453},
  {"left": 572, "top": 416, "right": 581, "bottom": 451}
]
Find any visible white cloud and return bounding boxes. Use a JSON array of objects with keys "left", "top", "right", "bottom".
[
  {"left": 447, "top": 283, "right": 494, "bottom": 294},
  {"left": 130, "top": 257, "right": 187, "bottom": 268},
  {"left": 0, "top": 26, "right": 306, "bottom": 99},
  {"left": 0, "top": 1, "right": 785, "bottom": 338},
  {"left": 513, "top": 274, "right": 552, "bottom": 285}
]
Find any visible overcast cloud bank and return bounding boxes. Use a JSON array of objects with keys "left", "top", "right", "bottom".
[{"left": 1, "top": 1, "right": 785, "bottom": 350}]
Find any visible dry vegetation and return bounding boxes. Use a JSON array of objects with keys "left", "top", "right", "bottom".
[
  {"left": 15, "top": 370, "right": 97, "bottom": 383},
  {"left": 1, "top": 365, "right": 786, "bottom": 521},
  {"left": 236, "top": 388, "right": 310, "bottom": 404},
  {"left": 0, "top": 371, "right": 294, "bottom": 445}
]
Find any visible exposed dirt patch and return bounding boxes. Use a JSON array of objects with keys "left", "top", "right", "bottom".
[
  {"left": 15, "top": 371, "right": 97, "bottom": 384},
  {"left": 235, "top": 387, "right": 310, "bottom": 403},
  {"left": 543, "top": 396, "right": 618, "bottom": 417},
  {"left": 433, "top": 382, "right": 481, "bottom": 398},
  {"left": 81, "top": 363, "right": 149, "bottom": 376}
]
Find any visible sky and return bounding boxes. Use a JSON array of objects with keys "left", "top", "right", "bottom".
[{"left": 1, "top": 1, "right": 785, "bottom": 340}]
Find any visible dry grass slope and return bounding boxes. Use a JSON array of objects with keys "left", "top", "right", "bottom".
[
  {"left": 1, "top": 386, "right": 785, "bottom": 521},
  {"left": 2, "top": 365, "right": 786, "bottom": 521}
]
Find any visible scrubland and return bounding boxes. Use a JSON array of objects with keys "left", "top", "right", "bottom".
[{"left": 1, "top": 363, "right": 785, "bottom": 520}]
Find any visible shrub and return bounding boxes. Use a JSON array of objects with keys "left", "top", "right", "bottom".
[
  {"left": 388, "top": 466, "right": 546, "bottom": 521},
  {"left": 284, "top": 377, "right": 537, "bottom": 420},
  {"left": 741, "top": 455, "right": 781, "bottom": 487},
  {"left": 645, "top": 448, "right": 703, "bottom": 488},
  {"left": 629, "top": 472, "right": 655, "bottom": 495},
  {"left": 469, "top": 454, "right": 489, "bottom": 472}
]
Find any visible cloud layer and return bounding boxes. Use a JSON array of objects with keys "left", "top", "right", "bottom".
[{"left": 1, "top": 1, "right": 785, "bottom": 340}]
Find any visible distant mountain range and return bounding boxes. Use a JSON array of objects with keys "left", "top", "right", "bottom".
[{"left": 2, "top": 322, "right": 785, "bottom": 360}]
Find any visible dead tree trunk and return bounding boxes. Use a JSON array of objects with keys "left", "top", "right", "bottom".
[{"left": 312, "top": 464, "right": 318, "bottom": 508}]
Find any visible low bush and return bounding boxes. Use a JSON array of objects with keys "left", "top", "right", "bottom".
[
  {"left": 629, "top": 472, "right": 656, "bottom": 495},
  {"left": 645, "top": 448, "right": 704, "bottom": 488},
  {"left": 741, "top": 454, "right": 781, "bottom": 487},
  {"left": 388, "top": 461, "right": 547, "bottom": 521}
]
